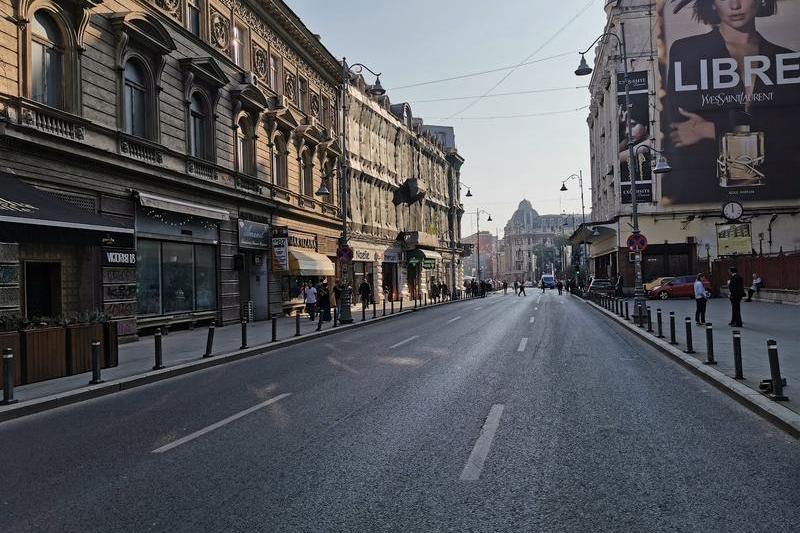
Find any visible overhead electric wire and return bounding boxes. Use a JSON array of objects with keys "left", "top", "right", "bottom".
[
  {"left": 430, "top": 105, "right": 588, "bottom": 121},
  {"left": 387, "top": 51, "right": 575, "bottom": 91},
  {"left": 408, "top": 86, "right": 588, "bottom": 104},
  {"left": 446, "top": 0, "right": 599, "bottom": 119}
]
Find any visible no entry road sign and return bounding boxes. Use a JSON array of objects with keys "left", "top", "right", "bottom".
[{"left": 627, "top": 233, "right": 648, "bottom": 252}]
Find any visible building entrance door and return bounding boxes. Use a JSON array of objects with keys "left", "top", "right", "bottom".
[{"left": 25, "top": 262, "right": 61, "bottom": 319}]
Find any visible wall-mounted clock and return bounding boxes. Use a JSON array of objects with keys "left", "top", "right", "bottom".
[{"left": 722, "top": 201, "right": 744, "bottom": 221}]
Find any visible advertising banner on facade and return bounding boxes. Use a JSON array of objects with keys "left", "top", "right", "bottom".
[
  {"left": 618, "top": 70, "right": 653, "bottom": 204},
  {"left": 658, "top": 0, "right": 800, "bottom": 205},
  {"left": 717, "top": 222, "right": 753, "bottom": 255},
  {"left": 271, "top": 226, "right": 289, "bottom": 272}
]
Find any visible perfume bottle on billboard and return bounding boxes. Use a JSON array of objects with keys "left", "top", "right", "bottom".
[{"left": 718, "top": 118, "right": 765, "bottom": 188}]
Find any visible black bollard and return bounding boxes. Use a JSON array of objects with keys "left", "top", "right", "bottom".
[
  {"left": 241, "top": 320, "right": 249, "bottom": 349},
  {"left": 1, "top": 348, "right": 17, "bottom": 405},
  {"left": 399, "top": 298, "right": 403, "bottom": 312},
  {"left": 684, "top": 317, "right": 695, "bottom": 354},
  {"left": 295, "top": 313, "right": 301, "bottom": 337},
  {"left": 414, "top": 296, "right": 417, "bottom": 309},
  {"left": 704, "top": 323, "right": 716, "bottom": 365},
  {"left": 204, "top": 321, "right": 215, "bottom": 358},
  {"left": 89, "top": 340, "right": 103, "bottom": 385},
  {"left": 391, "top": 299, "right": 395, "bottom": 314},
  {"left": 383, "top": 298, "right": 386, "bottom": 317},
  {"left": 333, "top": 308, "right": 338, "bottom": 327},
  {"left": 656, "top": 309, "right": 664, "bottom": 338},
  {"left": 669, "top": 312, "right": 677, "bottom": 344},
  {"left": 424, "top": 294, "right": 427, "bottom": 307},
  {"left": 646, "top": 307, "right": 653, "bottom": 333},
  {"left": 271, "top": 316, "right": 277, "bottom": 342},
  {"left": 625, "top": 300, "right": 630, "bottom": 321},
  {"left": 766, "top": 340, "right": 788, "bottom": 401},
  {"left": 732, "top": 330, "right": 744, "bottom": 379},
  {"left": 636, "top": 304, "right": 643, "bottom": 327},
  {"left": 153, "top": 331, "right": 164, "bottom": 370},
  {"left": 362, "top": 303, "right": 366, "bottom": 322},
  {"left": 372, "top": 302, "right": 376, "bottom": 319}
]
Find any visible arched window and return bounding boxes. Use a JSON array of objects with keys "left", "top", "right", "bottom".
[
  {"left": 189, "top": 93, "right": 209, "bottom": 159},
  {"left": 272, "top": 134, "right": 287, "bottom": 188},
  {"left": 123, "top": 59, "right": 148, "bottom": 137},
  {"left": 323, "top": 160, "right": 335, "bottom": 205},
  {"left": 30, "top": 10, "right": 64, "bottom": 109},
  {"left": 236, "top": 117, "right": 255, "bottom": 175},
  {"left": 301, "top": 149, "right": 313, "bottom": 196}
]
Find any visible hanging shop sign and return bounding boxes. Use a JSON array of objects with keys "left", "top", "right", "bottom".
[
  {"left": 383, "top": 250, "right": 401, "bottom": 263},
  {"left": 271, "top": 226, "right": 289, "bottom": 272},
  {"left": 238, "top": 219, "right": 270, "bottom": 249}
]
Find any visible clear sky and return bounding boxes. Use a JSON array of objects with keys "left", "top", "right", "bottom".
[{"left": 286, "top": 0, "right": 607, "bottom": 237}]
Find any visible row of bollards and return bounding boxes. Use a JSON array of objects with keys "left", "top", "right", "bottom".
[{"left": 597, "top": 296, "right": 788, "bottom": 402}]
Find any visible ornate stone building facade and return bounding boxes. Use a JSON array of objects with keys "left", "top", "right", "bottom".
[
  {"left": 501, "top": 200, "right": 572, "bottom": 283},
  {"left": 0, "top": 0, "right": 345, "bottom": 335},
  {"left": 344, "top": 77, "right": 464, "bottom": 302}
]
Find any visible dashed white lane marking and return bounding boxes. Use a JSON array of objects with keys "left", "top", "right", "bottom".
[
  {"left": 529, "top": 316, "right": 535, "bottom": 324},
  {"left": 448, "top": 316, "right": 462, "bottom": 323},
  {"left": 152, "top": 393, "right": 292, "bottom": 454},
  {"left": 517, "top": 338, "right": 528, "bottom": 352},
  {"left": 390, "top": 335, "right": 419, "bottom": 349},
  {"left": 460, "top": 404, "right": 504, "bottom": 481},
  {"left": 473, "top": 306, "right": 482, "bottom": 311}
]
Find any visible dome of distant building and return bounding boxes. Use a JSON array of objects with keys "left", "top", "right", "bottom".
[{"left": 516, "top": 199, "right": 538, "bottom": 216}]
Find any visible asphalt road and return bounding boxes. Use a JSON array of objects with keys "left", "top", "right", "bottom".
[{"left": 2, "top": 290, "right": 799, "bottom": 532}]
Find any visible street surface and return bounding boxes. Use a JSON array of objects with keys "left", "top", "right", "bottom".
[{"left": 3, "top": 291, "right": 799, "bottom": 532}]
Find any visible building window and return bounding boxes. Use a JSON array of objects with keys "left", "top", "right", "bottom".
[
  {"left": 123, "top": 59, "right": 148, "bottom": 138},
  {"left": 30, "top": 10, "right": 64, "bottom": 109},
  {"left": 321, "top": 96, "right": 330, "bottom": 128},
  {"left": 297, "top": 76, "right": 308, "bottom": 112},
  {"left": 189, "top": 93, "right": 210, "bottom": 160},
  {"left": 269, "top": 54, "right": 279, "bottom": 91},
  {"left": 187, "top": 0, "right": 201, "bottom": 36},
  {"left": 231, "top": 23, "right": 245, "bottom": 68},
  {"left": 236, "top": 116, "right": 255, "bottom": 175},
  {"left": 136, "top": 239, "right": 217, "bottom": 316},
  {"left": 272, "top": 134, "right": 288, "bottom": 188},
  {"left": 301, "top": 150, "right": 313, "bottom": 196}
]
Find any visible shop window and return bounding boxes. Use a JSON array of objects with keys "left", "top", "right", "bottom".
[
  {"left": 136, "top": 239, "right": 217, "bottom": 316},
  {"left": 236, "top": 116, "right": 255, "bottom": 175},
  {"left": 24, "top": 262, "right": 62, "bottom": 319},
  {"left": 189, "top": 92, "right": 210, "bottom": 160},
  {"left": 122, "top": 59, "right": 149, "bottom": 138},
  {"left": 30, "top": 10, "right": 65, "bottom": 109},
  {"left": 272, "top": 133, "right": 288, "bottom": 187}
]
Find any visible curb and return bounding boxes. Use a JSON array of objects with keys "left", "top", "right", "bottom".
[
  {"left": 0, "top": 295, "right": 491, "bottom": 423},
  {"left": 583, "top": 297, "right": 800, "bottom": 439}
]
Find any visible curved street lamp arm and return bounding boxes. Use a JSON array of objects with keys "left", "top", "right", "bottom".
[
  {"left": 579, "top": 31, "right": 622, "bottom": 56},
  {"left": 347, "top": 62, "right": 382, "bottom": 78},
  {"left": 635, "top": 144, "right": 667, "bottom": 156}
]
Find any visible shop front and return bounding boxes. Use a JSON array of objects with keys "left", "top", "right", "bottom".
[
  {"left": 134, "top": 192, "right": 229, "bottom": 330},
  {"left": 237, "top": 217, "right": 270, "bottom": 321},
  {"left": 381, "top": 248, "right": 402, "bottom": 301},
  {"left": 271, "top": 227, "right": 335, "bottom": 314},
  {"left": 406, "top": 248, "right": 441, "bottom": 299}
]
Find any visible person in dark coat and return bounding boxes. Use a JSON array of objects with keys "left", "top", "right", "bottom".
[
  {"left": 556, "top": 280, "right": 564, "bottom": 296},
  {"left": 614, "top": 274, "right": 624, "bottom": 297},
  {"left": 358, "top": 279, "right": 371, "bottom": 306},
  {"left": 316, "top": 280, "right": 332, "bottom": 331},
  {"left": 727, "top": 266, "right": 745, "bottom": 327}
]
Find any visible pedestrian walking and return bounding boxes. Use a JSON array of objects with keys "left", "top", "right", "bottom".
[
  {"left": 694, "top": 273, "right": 707, "bottom": 325},
  {"left": 502, "top": 280, "right": 508, "bottom": 295},
  {"left": 305, "top": 282, "right": 318, "bottom": 321},
  {"left": 431, "top": 281, "right": 440, "bottom": 303},
  {"left": 556, "top": 280, "right": 563, "bottom": 296},
  {"left": 316, "top": 280, "right": 332, "bottom": 331},
  {"left": 359, "top": 278, "right": 372, "bottom": 307},
  {"left": 334, "top": 280, "right": 343, "bottom": 315},
  {"left": 727, "top": 267, "right": 744, "bottom": 327},
  {"left": 614, "top": 274, "right": 624, "bottom": 297},
  {"left": 540, "top": 278, "right": 546, "bottom": 294},
  {"left": 518, "top": 281, "right": 526, "bottom": 296},
  {"left": 513, "top": 280, "right": 519, "bottom": 296},
  {"left": 746, "top": 272, "right": 763, "bottom": 302}
]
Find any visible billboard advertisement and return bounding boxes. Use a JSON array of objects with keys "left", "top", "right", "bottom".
[
  {"left": 658, "top": 0, "right": 800, "bottom": 205},
  {"left": 717, "top": 222, "right": 753, "bottom": 255},
  {"left": 618, "top": 71, "right": 653, "bottom": 203}
]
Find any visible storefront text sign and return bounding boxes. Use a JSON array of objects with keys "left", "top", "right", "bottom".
[
  {"left": 238, "top": 219, "right": 270, "bottom": 249},
  {"left": 271, "top": 226, "right": 289, "bottom": 272},
  {"left": 353, "top": 249, "right": 372, "bottom": 261},
  {"left": 288, "top": 230, "right": 318, "bottom": 251},
  {"left": 383, "top": 250, "right": 400, "bottom": 263},
  {"left": 103, "top": 249, "right": 136, "bottom": 266}
]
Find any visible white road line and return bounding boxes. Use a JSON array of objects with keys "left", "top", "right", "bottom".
[
  {"left": 529, "top": 316, "right": 535, "bottom": 324},
  {"left": 473, "top": 306, "right": 482, "bottom": 311},
  {"left": 448, "top": 316, "right": 462, "bottom": 323},
  {"left": 390, "top": 335, "right": 419, "bottom": 349},
  {"left": 460, "top": 404, "right": 504, "bottom": 481},
  {"left": 152, "top": 393, "right": 292, "bottom": 454},
  {"left": 517, "top": 338, "right": 528, "bottom": 352}
]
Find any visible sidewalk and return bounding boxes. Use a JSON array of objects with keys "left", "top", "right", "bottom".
[
  {"left": 623, "top": 297, "right": 799, "bottom": 415},
  {"left": 6, "top": 299, "right": 418, "bottom": 406}
]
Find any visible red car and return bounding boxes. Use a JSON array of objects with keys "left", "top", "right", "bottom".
[{"left": 648, "top": 275, "right": 711, "bottom": 300}]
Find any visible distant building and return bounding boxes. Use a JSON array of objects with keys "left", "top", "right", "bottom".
[{"left": 461, "top": 231, "right": 496, "bottom": 279}]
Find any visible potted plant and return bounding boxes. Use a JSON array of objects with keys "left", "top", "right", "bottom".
[
  {"left": 0, "top": 314, "right": 23, "bottom": 387},
  {"left": 65, "top": 311, "right": 109, "bottom": 375},
  {"left": 21, "top": 317, "right": 67, "bottom": 384}
]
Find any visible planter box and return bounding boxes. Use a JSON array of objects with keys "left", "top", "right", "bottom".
[
  {"left": 104, "top": 321, "right": 119, "bottom": 368},
  {"left": 66, "top": 324, "right": 104, "bottom": 375},
  {"left": 0, "top": 331, "right": 23, "bottom": 387},
  {"left": 22, "top": 327, "right": 66, "bottom": 383}
]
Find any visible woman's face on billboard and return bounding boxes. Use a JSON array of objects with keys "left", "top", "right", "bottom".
[{"left": 713, "top": 0, "right": 759, "bottom": 30}]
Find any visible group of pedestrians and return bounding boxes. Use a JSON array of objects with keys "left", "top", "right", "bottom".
[
  {"left": 691, "top": 268, "right": 763, "bottom": 328},
  {"left": 464, "top": 279, "right": 489, "bottom": 298},
  {"left": 301, "top": 279, "right": 334, "bottom": 330}
]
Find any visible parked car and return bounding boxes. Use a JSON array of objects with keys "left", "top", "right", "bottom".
[
  {"left": 643, "top": 276, "right": 675, "bottom": 292},
  {"left": 648, "top": 275, "right": 711, "bottom": 300},
  {"left": 587, "top": 278, "right": 615, "bottom": 296},
  {"left": 540, "top": 274, "right": 556, "bottom": 289}
]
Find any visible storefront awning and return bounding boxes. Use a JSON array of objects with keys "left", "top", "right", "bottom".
[
  {"left": 0, "top": 174, "right": 133, "bottom": 234},
  {"left": 137, "top": 191, "right": 230, "bottom": 221},
  {"left": 288, "top": 247, "right": 335, "bottom": 276},
  {"left": 408, "top": 249, "right": 442, "bottom": 261}
]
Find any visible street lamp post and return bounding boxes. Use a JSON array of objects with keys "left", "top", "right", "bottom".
[
  {"left": 339, "top": 57, "right": 385, "bottom": 324},
  {"left": 576, "top": 31, "right": 670, "bottom": 316},
  {"left": 559, "top": 171, "right": 587, "bottom": 280},
  {"left": 468, "top": 209, "right": 492, "bottom": 282}
]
